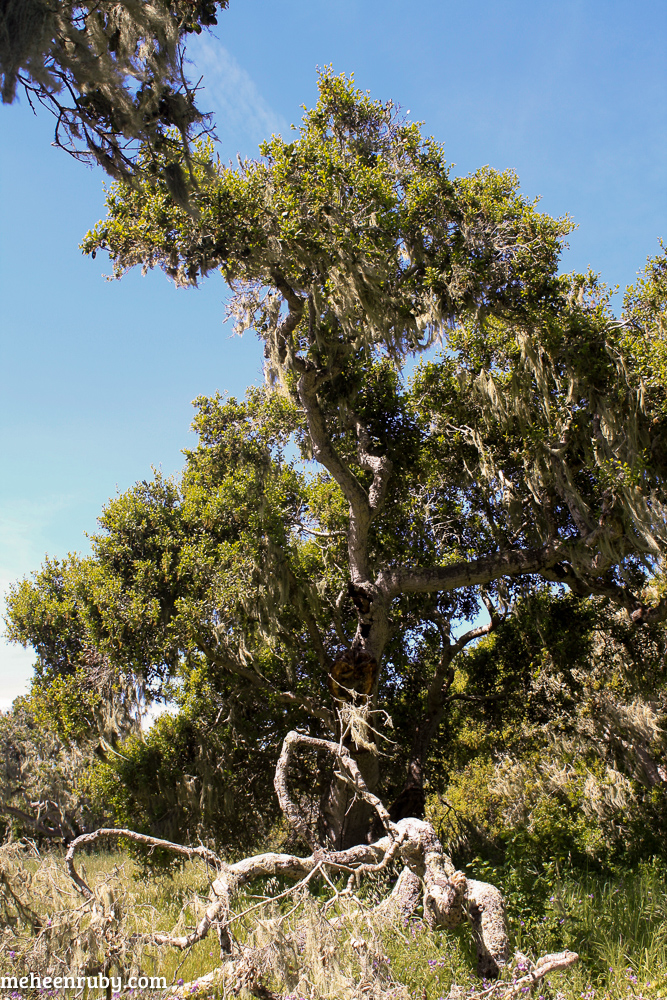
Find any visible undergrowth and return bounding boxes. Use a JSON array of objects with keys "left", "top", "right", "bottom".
[
  {"left": 0, "top": 845, "right": 666, "bottom": 999},
  {"left": 468, "top": 855, "right": 667, "bottom": 996}
]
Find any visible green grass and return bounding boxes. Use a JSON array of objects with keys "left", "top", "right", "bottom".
[
  {"left": 469, "top": 856, "right": 667, "bottom": 988},
  {"left": 1, "top": 845, "right": 667, "bottom": 1000}
]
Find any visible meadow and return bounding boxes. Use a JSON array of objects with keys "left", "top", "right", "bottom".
[{"left": 1, "top": 842, "right": 666, "bottom": 1000}]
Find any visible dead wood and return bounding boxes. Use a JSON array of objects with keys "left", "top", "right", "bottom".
[{"left": 62, "top": 730, "right": 579, "bottom": 989}]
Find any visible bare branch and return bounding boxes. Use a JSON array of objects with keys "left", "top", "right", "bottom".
[
  {"left": 63, "top": 779, "right": 513, "bottom": 980},
  {"left": 0, "top": 803, "right": 67, "bottom": 840},
  {"left": 274, "top": 731, "right": 398, "bottom": 850},
  {"left": 65, "top": 829, "right": 222, "bottom": 899},
  {"left": 378, "top": 541, "right": 566, "bottom": 597},
  {"left": 297, "top": 369, "right": 374, "bottom": 583},
  {"left": 452, "top": 620, "right": 494, "bottom": 653}
]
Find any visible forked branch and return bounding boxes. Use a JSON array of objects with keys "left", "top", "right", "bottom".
[{"left": 62, "top": 731, "right": 578, "bottom": 986}]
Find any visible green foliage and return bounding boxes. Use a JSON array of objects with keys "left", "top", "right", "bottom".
[
  {"left": 5, "top": 391, "right": 338, "bottom": 848},
  {"left": 9, "top": 72, "right": 667, "bottom": 855},
  {"left": 88, "top": 675, "right": 285, "bottom": 856},
  {"left": 84, "top": 70, "right": 570, "bottom": 333},
  {"left": 426, "top": 591, "right": 667, "bottom": 873},
  {"left": 80, "top": 72, "right": 667, "bottom": 629},
  {"left": 466, "top": 855, "right": 667, "bottom": 989},
  {"left": 29, "top": 670, "right": 105, "bottom": 745},
  {"left": 6, "top": 555, "right": 89, "bottom": 678},
  {"left": 6, "top": 392, "right": 327, "bottom": 697},
  {"left": 81, "top": 70, "right": 667, "bottom": 601}
]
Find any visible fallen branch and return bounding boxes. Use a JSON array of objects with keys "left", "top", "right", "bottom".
[
  {"left": 65, "top": 829, "right": 222, "bottom": 898},
  {"left": 64, "top": 731, "right": 513, "bottom": 978},
  {"left": 451, "top": 951, "right": 579, "bottom": 1000}
]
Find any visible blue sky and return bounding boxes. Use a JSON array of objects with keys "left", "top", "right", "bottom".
[{"left": 1, "top": 0, "right": 666, "bottom": 706}]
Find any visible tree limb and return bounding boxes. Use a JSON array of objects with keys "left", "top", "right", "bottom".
[
  {"left": 203, "top": 644, "right": 334, "bottom": 731},
  {"left": 378, "top": 542, "right": 566, "bottom": 597},
  {"left": 297, "top": 368, "right": 374, "bottom": 583},
  {"left": 65, "top": 829, "right": 223, "bottom": 899},
  {"left": 460, "top": 950, "right": 579, "bottom": 1000},
  {"left": 63, "top": 741, "right": 515, "bottom": 979},
  {"left": 0, "top": 803, "right": 65, "bottom": 840},
  {"left": 542, "top": 563, "right": 667, "bottom": 624},
  {"left": 353, "top": 416, "right": 393, "bottom": 516}
]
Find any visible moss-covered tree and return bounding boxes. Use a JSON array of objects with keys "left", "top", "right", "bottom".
[
  {"left": 0, "top": 0, "right": 227, "bottom": 193},
  {"left": 8, "top": 71, "right": 667, "bottom": 852}
]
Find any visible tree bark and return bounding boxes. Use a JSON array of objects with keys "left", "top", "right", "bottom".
[{"left": 320, "top": 747, "right": 381, "bottom": 848}]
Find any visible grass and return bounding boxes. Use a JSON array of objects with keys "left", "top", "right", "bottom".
[
  {"left": 1, "top": 843, "right": 666, "bottom": 1000},
  {"left": 469, "top": 855, "right": 667, "bottom": 990}
]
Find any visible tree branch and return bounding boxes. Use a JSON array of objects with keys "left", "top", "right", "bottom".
[
  {"left": 62, "top": 734, "right": 519, "bottom": 979},
  {"left": 379, "top": 542, "right": 565, "bottom": 597},
  {"left": 452, "top": 619, "right": 494, "bottom": 654},
  {"left": 0, "top": 803, "right": 65, "bottom": 839},
  {"left": 463, "top": 950, "right": 579, "bottom": 1000},
  {"left": 353, "top": 415, "right": 393, "bottom": 515},
  {"left": 378, "top": 509, "right": 643, "bottom": 600},
  {"left": 268, "top": 271, "right": 306, "bottom": 370},
  {"left": 202, "top": 645, "right": 334, "bottom": 731},
  {"left": 297, "top": 368, "right": 374, "bottom": 583},
  {"left": 65, "top": 829, "right": 223, "bottom": 899}
]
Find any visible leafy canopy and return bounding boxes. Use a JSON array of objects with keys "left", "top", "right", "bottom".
[{"left": 7, "top": 71, "right": 667, "bottom": 847}]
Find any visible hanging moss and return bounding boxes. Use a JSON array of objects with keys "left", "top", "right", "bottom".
[{"left": 0, "top": 0, "right": 228, "bottom": 183}]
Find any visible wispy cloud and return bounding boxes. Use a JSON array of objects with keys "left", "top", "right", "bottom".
[{"left": 187, "top": 38, "right": 288, "bottom": 155}]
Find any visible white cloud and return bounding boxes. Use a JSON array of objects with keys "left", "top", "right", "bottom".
[
  {"left": 187, "top": 38, "right": 288, "bottom": 154},
  {"left": 0, "top": 642, "right": 35, "bottom": 711}
]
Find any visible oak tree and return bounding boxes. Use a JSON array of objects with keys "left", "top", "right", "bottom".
[{"left": 8, "top": 72, "right": 667, "bottom": 851}]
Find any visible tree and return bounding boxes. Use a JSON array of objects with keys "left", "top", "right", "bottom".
[
  {"left": 0, "top": 698, "right": 99, "bottom": 841},
  {"left": 0, "top": 0, "right": 227, "bottom": 192},
  {"left": 426, "top": 589, "right": 667, "bottom": 872},
  {"left": 8, "top": 72, "right": 667, "bottom": 856},
  {"left": 0, "top": 647, "right": 143, "bottom": 842}
]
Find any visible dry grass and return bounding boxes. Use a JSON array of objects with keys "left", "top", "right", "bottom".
[{"left": 1, "top": 843, "right": 666, "bottom": 1000}]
